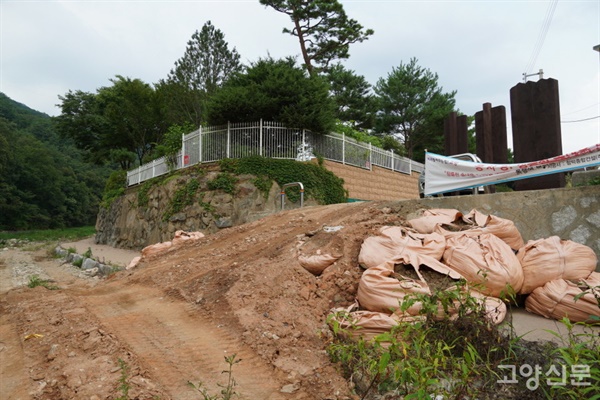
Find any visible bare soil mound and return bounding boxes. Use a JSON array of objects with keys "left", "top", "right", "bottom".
[{"left": 1, "top": 201, "right": 423, "bottom": 399}]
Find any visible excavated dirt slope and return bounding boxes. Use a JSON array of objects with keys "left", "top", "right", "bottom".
[{"left": 1, "top": 201, "right": 427, "bottom": 400}]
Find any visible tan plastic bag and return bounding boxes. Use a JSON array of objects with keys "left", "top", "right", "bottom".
[
  {"left": 408, "top": 209, "right": 463, "bottom": 233},
  {"left": 463, "top": 209, "right": 524, "bottom": 250},
  {"left": 429, "top": 286, "right": 507, "bottom": 325},
  {"left": 525, "top": 273, "right": 600, "bottom": 324},
  {"left": 126, "top": 256, "right": 142, "bottom": 270},
  {"left": 358, "top": 226, "right": 446, "bottom": 269},
  {"left": 141, "top": 241, "right": 173, "bottom": 258},
  {"left": 328, "top": 302, "right": 424, "bottom": 342},
  {"left": 434, "top": 210, "right": 524, "bottom": 251},
  {"left": 298, "top": 253, "right": 341, "bottom": 275},
  {"left": 356, "top": 263, "right": 431, "bottom": 315},
  {"left": 517, "top": 236, "right": 598, "bottom": 294},
  {"left": 443, "top": 233, "right": 523, "bottom": 297},
  {"left": 172, "top": 230, "right": 205, "bottom": 246}
]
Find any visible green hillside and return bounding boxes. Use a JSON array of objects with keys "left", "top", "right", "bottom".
[{"left": 0, "top": 93, "right": 111, "bottom": 230}]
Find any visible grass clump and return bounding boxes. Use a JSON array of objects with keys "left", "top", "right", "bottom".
[
  {"left": 27, "top": 275, "right": 59, "bottom": 290},
  {"left": 0, "top": 226, "right": 95, "bottom": 243}
]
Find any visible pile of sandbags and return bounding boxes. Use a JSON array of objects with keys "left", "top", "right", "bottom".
[
  {"left": 331, "top": 208, "right": 599, "bottom": 341},
  {"left": 127, "top": 230, "right": 205, "bottom": 270}
]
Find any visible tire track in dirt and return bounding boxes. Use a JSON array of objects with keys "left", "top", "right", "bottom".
[{"left": 78, "top": 282, "right": 290, "bottom": 400}]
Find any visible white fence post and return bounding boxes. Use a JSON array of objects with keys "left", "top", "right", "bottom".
[
  {"left": 152, "top": 159, "right": 156, "bottom": 178},
  {"left": 259, "top": 119, "right": 263, "bottom": 157},
  {"left": 199, "top": 126, "right": 203, "bottom": 163},
  {"left": 302, "top": 129, "right": 306, "bottom": 160},
  {"left": 342, "top": 133, "right": 346, "bottom": 165},
  {"left": 181, "top": 132, "right": 185, "bottom": 169},
  {"left": 227, "top": 122, "right": 231, "bottom": 158},
  {"left": 369, "top": 143, "right": 372, "bottom": 170},
  {"left": 390, "top": 149, "right": 394, "bottom": 172}
]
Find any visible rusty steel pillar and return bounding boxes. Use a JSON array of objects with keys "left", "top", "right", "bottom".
[
  {"left": 510, "top": 78, "right": 564, "bottom": 191},
  {"left": 444, "top": 112, "right": 468, "bottom": 156},
  {"left": 475, "top": 103, "right": 493, "bottom": 163}
]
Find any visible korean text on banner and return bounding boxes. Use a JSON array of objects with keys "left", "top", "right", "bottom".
[{"left": 424, "top": 144, "right": 600, "bottom": 196}]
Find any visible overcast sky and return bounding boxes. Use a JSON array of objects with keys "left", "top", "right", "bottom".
[{"left": 1, "top": 0, "right": 598, "bottom": 155}]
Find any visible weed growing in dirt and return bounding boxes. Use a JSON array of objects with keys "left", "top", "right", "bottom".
[
  {"left": 83, "top": 247, "right": 93, "bottom": 259},
  {"left": 188, "top": 354, "right": 241, "bottom": 400},
  {"left": 27, "top": 275, "right": 59, "bottom": 290},
  {"left": 326, "top": 282, "right": 600, "bottom": 400},
  {"left": 115, "top": 358, "right": 131, "bottom": 400},
  {"left": 543, "top": 319, "right": 600, "bottom": 399}
]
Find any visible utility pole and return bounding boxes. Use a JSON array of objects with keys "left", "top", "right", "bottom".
[{"left": 522, "top": 69, "right": 544, "bottom": 83}]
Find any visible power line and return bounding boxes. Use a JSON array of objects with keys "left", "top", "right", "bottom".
[
  {"left": 561, "top": 103, "right": 600, "bottom": 116},
  {"left": 561, "top": 115, "right": 600, "bottom": 123},
  {"left": 524, "top": 0, "right": 558, "bottom": 75}
]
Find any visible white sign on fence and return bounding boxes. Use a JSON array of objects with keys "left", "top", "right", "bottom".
[{"left": 424, "top": 144, "right": 600, "bottom": 196}]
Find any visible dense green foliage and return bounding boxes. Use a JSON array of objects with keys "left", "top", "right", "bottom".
[
  {"left": 0, "top": 225, "right": 96, "bottom": 242},
  {"left": 374, "top": 58, "right": 457, "bottom": 160},
  {"left": 55, "top": 76, "right": 166, "bottom": 167},
  {"left": 101, "top": 170, "right": 127, "bottom": 208},
  {"left": 157, "top": 21, "right": 242, "bottom": 128},
  {"left": 207, "top": 57, "right": 336, "bottom": 133},
  {"left": 219, "top": 156, "right": 347, "bottom": 204},
  {"left": 327, "top": 64, "right": 376, "bottom": 130},
  {"left": 0, "top": 93, "right": 111, "bottom": 230},
  {"left": 260, "top": 0, "right": 374, "bottom": 75},
  {"left": 167, "top": 21, "right": 242, "bottom": 95}
]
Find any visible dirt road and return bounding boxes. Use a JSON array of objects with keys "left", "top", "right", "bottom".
[{"left": 1, "top": 202, "right": 392, "bottom": 400}]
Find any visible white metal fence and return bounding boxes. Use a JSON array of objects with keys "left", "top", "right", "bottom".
[{"left": 126, "top": 120, "right": 424, "bottom": 186}]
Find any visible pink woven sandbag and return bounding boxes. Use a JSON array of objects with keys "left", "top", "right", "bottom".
[
  {"left": 172, "top": 230, "right": 205, "bottom": 246},
  {"left": 298, "top": 253, "right": 340, "bottom": 276},
  {"left": 435, "top": 209, "right": 524, "bottom": 251},
  {"left": 432, "top": 286, "right": 508, "bottom": 325},
  {"left": 443, "top": 233, "right": 523, "bottom": 297},
  {"left": 141, "top": 240, "right": 173, "bottom": 258},
  {"left": 358, "top": 226, "right": 445, "bottom": 269},
  {"left": 463, "top": 209, "right": 524, "bottom": 250},
  {"left": 517, "top": 236, "right": 597, "bottom": 294},
  {"left": 356, "top": 263, "right": 431, "bottom": 315},
  {"left": 408, "top": 209, "right": 463, "bottom": 234},
  {"left": 328, "top": 302, "right": 424, "bottom": 343},
  {"left": 525, "top": 273, "right": 600, "bottom": 324}
]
